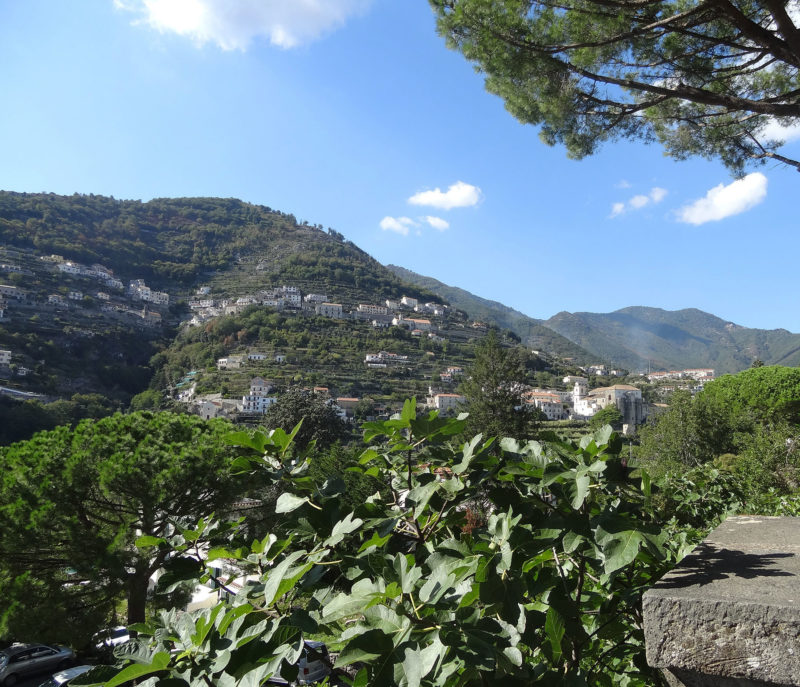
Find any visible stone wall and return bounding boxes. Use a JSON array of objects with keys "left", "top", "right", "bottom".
[{"left": 643, "top": 516, "right": 800, "bottom": 686}]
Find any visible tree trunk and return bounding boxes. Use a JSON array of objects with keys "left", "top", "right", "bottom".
[{"left": 127, "top": 563, "right": 150, "bottom": 626}]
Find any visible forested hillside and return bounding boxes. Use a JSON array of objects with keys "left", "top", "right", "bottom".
[
  {"left": 0, "top": 192, "right": 440, "bottom": 301},
  {"left": 0, "top": 192, "right": 579, "bottom": 443}
]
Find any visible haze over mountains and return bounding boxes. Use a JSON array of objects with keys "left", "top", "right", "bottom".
[{"left": 387, "top": 266, "right": 800, "bottom": 375}]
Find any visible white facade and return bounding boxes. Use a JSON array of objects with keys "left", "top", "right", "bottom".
[
  {"left": 400, "top": 296, "right": 418, "bottom": 308},
  {"left": 429, "top": 393, "right": 466, "bottom": 412},
  {"left": 280, "top": 286, "right": 302, "bottom": 307},
  {"left": 0, "top": 285, "right": 25, "bottom": 300},
  {"left": 315, "top": 303, "right": 343, "bottom": 318},
  {"left": 357, "top": 303, "right": 389, "bottom": 316},
  {"left": 217, "top": 355, "right": 245, "bottom": 370},
  {"left": 304, "top": 293, "right": 328, "bottom": 304},
  {"left": 0, "top": 350, "right": 10, "bottom": 366},
  {"left": 249, "top": 377, "right": 272, "bottom": 394},
  {"left": 129, "top": 279, "right": 169, "bottom": 305},
  {"left": 365, "top": 351, "right": 408, "bottom": 364},
  {"left": 241, "top": 395, "right": 277, "bottom": 414}
]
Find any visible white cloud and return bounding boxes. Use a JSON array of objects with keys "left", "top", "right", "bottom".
[
  {"left": 760, "top": 118, "right": 800, "bottom": 145},
  {"left": 379, "top": 216, "right": 416, "bottom": 236},
  {"left": 615, "top": 179, "right": 632, "bottom": 189},
  {"left": 116, "top": 0, "right": 372, "bottom": 50},
  {"left": 610, "top": 202, "right": 625, "bottom": 218},
  {"left": 678, "top": 173, "right": 768, "bottom": 225},
  {"left": 609, "top": 186, "right": 668, "bottom": 217},
  {"left": 408, "top": 181, "right": 482, "bottom": 210},
  {"left": 423, "top": 216, "right": 449, "bottom": 231}
]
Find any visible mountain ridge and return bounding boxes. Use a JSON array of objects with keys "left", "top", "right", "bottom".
[
  {"left": 385, "top": 265, "right": 800, "bottom": 375},
  {"left": 544, "top": 305, "right": 800, "bottom": 374}
]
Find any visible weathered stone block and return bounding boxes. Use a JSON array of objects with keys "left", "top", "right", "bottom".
[{"left": 643, "top": 516, "right": 800, "bottom": 686}]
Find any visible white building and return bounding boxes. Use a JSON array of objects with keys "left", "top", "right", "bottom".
[
  {"left": 249, "top": 377, "right": 272, "bottom": 394},
  {"left": 241, "top": 394, "right": 277, "bottom": 414},
  {"left": 315, "top": 303, "right": 343, "bottom": 318},
  {"left": 217, "top": 355, "right": 246, "bottom": 370},
  {"left": 129, "top": 279, "right": 169, "bottom": 306},
  {"left": 280, "top": 286, "right": 302, "bottom": 308},
  {"left": 524, "top": 391, "right": 568, "bottom": 420},
  {"left": 365, "top": 351, "right": 408, "bottom": 364},
  {"left": 428, "top": 393, "right": 466, "bottom": 412},
  {"left": 0, "top": 350, "right": 10, "bottom": 366},
  {"left": 248, "top": 352, "right": 267, "bottom": 361},
  {"left": 357, "top": 303, "right": 389, "bottom": 316},
  {"left": 304, "top": 293, "right": 328, "bottom": 304},
  {"left": 0, "top": 285, "right": 25, "bottom": 300},
  {"left": 400, "top": 296, "right": 418, "bottom": 309}
]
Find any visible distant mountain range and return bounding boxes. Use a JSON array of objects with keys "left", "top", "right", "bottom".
[
  {"left": 388, "top": 266, "right": 800, "bottom": 376},
  {"left": 543, "top": 307, "right": 800, "bottom": 375}
]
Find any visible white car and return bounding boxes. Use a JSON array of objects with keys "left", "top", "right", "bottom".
[
  {"left": 93, "top": 627, "right": 129, "bottom": 650},
  {"left": 38, "top": 664, "right": 93, "bottom": 687},
  {"left": 266, "top": 641, "right": 331, "bottom": 685}
]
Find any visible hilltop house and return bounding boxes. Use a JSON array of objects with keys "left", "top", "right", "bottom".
[
  {"left": 427, "top": 392, "right": 466, "bottom": 413},
  {"left": 217, "top": 355, "right": 246, "bottom": 370},
  {"left": 315, "top": 303, "right": 343, "bottom": 319}
]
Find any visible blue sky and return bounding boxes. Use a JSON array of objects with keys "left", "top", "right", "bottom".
[{"left": 2, "top": 0, "right": 799, "bottom": 332}]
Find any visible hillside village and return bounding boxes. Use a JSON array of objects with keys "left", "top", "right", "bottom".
[
  {"left": 171, "top": 281, "right": 716, "bottom": 433},
  {"left": 0, "top": 243, "right": 719, "bottom": 436},
  {"left": 0, "top": 236, "right": 720, "bottom": 441}
]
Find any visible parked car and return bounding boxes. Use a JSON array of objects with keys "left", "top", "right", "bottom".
[
  {"left": 265, "top": 641, "right": 331, "bottom": 685},
  {"left": 93, "top": 627, "right": 129, "bottom": 650},
  {"left": 38, "top": 664, "right": 93, "bottom": 687},
  {"left": 0, "top": 644, "right": 75, "bottom": 686},
  {"left": 297, "top": 641, "right": 330, "bottom": 685}
]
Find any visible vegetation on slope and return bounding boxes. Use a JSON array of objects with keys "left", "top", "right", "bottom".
[{"left": 386, "top": 264, "right": 596, "bottom": 363}]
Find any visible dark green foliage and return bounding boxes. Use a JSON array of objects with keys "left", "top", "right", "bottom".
[
  {"left": 590, "top": 405, "right": 624, "bottom": 431},
  {"left": 638, "top": 390, "right": 721, "bottom": 470},
  {"left": 431, "top": 0, "right": 800, "bottom": 173},
  {"left": 0, "top": 394, "right": 119, "bottom": 444},
  {"left": 0, "top": 192, "right": 441, "bottom": 301},
  {"left": 701, "top": 365, "right": 800, "bottom": 424},
  {"left": 639, "top": 366, "right": 800, "bottom": 500},
  {"left": 460, "top": 330, "right": 536, "bottom": 439},
  {"left": 0, "top": 411, "right": 243, "bottom": 643},
  {"left": 107, "top": 403, "right": 688, "bottom": 685},
  {"left": 263, "top": 387, "right": 348, "bottom": 450}
]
